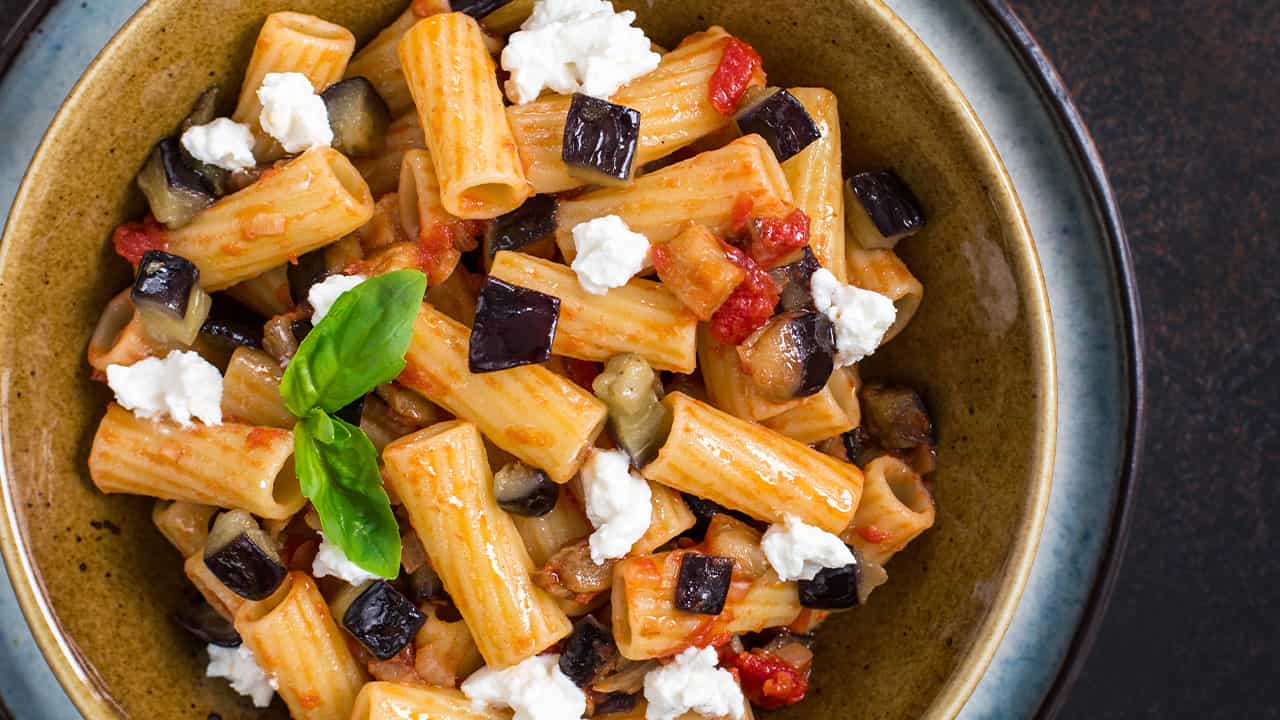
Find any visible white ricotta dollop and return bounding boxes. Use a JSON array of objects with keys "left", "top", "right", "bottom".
[
  {"left": 311, "top": 532, "right": 381, "bottom": 585},
  {"left": 643, "top": 646, "right": 746, "bottom": 720},
  {"left": 570, "top": 215, "right": 651, "bottom": 295},
  {"left": 180, "top": 117, "right": 257, "bottom": 171},
  {"left": 257, "top": 72, "right": 333, "bottom": 153},
  {"left": 461, "top": 654, "right": 587, "bottom": 720},
  {"left": 105, "top": 350, "right": 223, "bottom": 427},
  {"left": 501, "top": 0, "right": 661, "bottom": 104},
  {"left": 580, "top": 448, "right": 652, "bottom": 564},
  {"left": 809, "top": 267, "right": 897, "bottom": 368},
  {"left": 206, "top": 643, "right": 276, "bottom": 708},
  {"left": 760, "top": 513, "right": 856, "bottom": 582},
  {"left": 307, "top": 273, "right": 368, "bottom": 324}
]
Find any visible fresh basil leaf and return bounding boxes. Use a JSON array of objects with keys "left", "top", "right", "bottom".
[
  {"left": 282, "top": 269, "right": 427, "bottom": 417},
  {"left": 294, "top": 409, "right": 400, "bottom": 578}
]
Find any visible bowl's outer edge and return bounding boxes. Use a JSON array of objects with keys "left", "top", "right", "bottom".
[
  {"left": 970, "top": 3, "right": 1144, "bottom": 718},
  {"left": 0, "top": 1, "right": 1059, "bottom": 719}
]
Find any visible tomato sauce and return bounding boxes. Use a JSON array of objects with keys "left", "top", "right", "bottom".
[
  {"left": 709, "top": 244, "right": 779, "bottom": 345},
  {"left": 720, "top": 647, "right": 810, "bottom": 709},
  {"left": 747, "top": 208, "right": 811, "bottom": 267},
  {"left": 710, "top": 38, "right": 763, "bottom": 114},
  {"left": 111, "top": 216, "right": 168, "bottom": 265}
]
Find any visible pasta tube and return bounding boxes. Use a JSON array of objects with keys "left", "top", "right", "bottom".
[
  {"left": 846, "top": 245, "right": 924, "bottom": 343},
  {"left": 762, "top": 367, "right": 860, "bottom": 444},
  {"left": 352, "top": 683, "right": 508, "bottom": 720},
  {"left": 843, "top": 456, "right": 936, "bottom": 565},
  {"left": 782, "top": 88, "right": 846, "bottom": 281},
  {"left": 221, "top": 347, "right": 294, "bottom": 429}
]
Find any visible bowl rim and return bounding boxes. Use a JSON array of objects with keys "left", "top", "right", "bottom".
[{"left": 0, "top": 1, "right": 1058, "bottom": 718}]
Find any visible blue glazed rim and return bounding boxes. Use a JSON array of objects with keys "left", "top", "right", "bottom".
[
  {"left": 971, "top": 2, "right": 1144, "bottom": 717},
  {"left": 0, "top": 1, "right": 1143, "bottom": 717}
]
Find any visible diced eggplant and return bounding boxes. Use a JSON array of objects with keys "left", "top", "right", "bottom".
[
  {"left": 200, "top": 294, "right": 265, "bottom": 350},
  {"left": 533, "top": 539, "right": 615, "bottom": 600},
  {"left": 674, "top": 552, "right": 734, "bottom": 615},
  {"left": 477, "top": 0, "right": 532, "bottom": 34},
  {"left": 680, "top": 493, "right": 759, "bottom": 539},
  {"left": 844, "top": 170, "right": 925, "bottom": 249},
  {"left": 468, "top": 277, "right": 561, "bottom": 373},
  {"left": 322, "top": 78, "right": 392, "bottom": 158},
  {"left": 203, "top": 510, "right": 287, "bottom": 601},
  {"left": 484, "top": 195, "right": 558, "bottom": 259},
  {"left": 173, "top": 600, "right": 242, "bottom": 647},
  {"left": 451, "top": 0, "right": 516, "bottom": 18},
  {"left": 818, "top": 426, "right": 881, "bottom": 469},
  {"left": 263, "top": 314, "right": 308, "bottom": 364},
  {"left": 592, "top": 354, "right": 672, "bottom": 466},
  {"left": 733, "top": 88, "right": 821, "bottom": 163},
  {"left": 132, "top": 250, "right": 213, "bottom": 346},
  {"left": 180, "top": 86, "right": 220, "bottom": 132},
  {"left": 860, "top": 384, "right": 934, "bottom": 449},
  {"left": 333, "top": 580, "right": 428, "bottom": 660},
  {"left": 737, "top": 311, "right": 836, "bottom": 401},
  {"left": 406, "top": 564, "right": 452, "bottom": 606},
  {"left": 138, "top": 137, "right": 216, "bottom": 229},
  {"left": 798, "top": 562, "right": 859, "bottom": 610},
  {"left": 288, "top": 248, "right": 331, "bottom": 306},
  {"left": 335, "top": 394, "right": 366, "bottom": 425},
  {"left": 178, "top": 87, "right": 233, "bottom": 197},
  {"left": 493, "top": 462, "right": 558, "bottom": 517},
  {"left": 559, "top": 616, "right": 618, "bottom": 687},
  {"left": 592, "top": 659, "right": 657, "bottom": 695},
  {"left": 769, "top": 247, "right": 821, "bottom": 313},
  {"left": 591, "top": 691, "right": 640, "bottom": 716},
  {"left": 562, "top": 94, "right": 642, "bottom": 186}
]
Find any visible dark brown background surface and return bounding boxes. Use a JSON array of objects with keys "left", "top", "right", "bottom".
[
  {"left": 1007, "top": 0, "right": 1280, "bottom": 717},
  {"left": 0, "top": 0, "right": 1277, "bottom": 718}
]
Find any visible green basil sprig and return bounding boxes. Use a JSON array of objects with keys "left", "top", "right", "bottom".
[{"left": 281, "top": 269, "right": 427, "bottom": 578}]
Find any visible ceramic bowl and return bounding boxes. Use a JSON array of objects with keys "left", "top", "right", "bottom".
[{"left": 0, "top": 1, "right": 1055, "bottom": 718}]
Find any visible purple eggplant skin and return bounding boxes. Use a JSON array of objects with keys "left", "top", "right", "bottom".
[
  {"left": 788, "top": 312, "right": 837, "bottom": 398},
  {"left": 681, "top": 493, "right": 761, "bottom": 540},
  {"left": 738, "top": 311, "right": 836, "bottom": 401},
  {"left": 133, "top": 251, "right": 199, "bottom": 319},
  {"left": 494, "top": 462, "right": 559, "bottom": 517},
  {"left": 733, "top": 88, "right": 822, "bottom": 163},
  {"left": 798, "top": 562, "right": 860, "bottom": 610},
  {"left": 592, "top": 692, "right": 640, "bottom": 716},
  {"left": 846, "top": 170, "right": 926, "bottom": 241},
  {"left": 450, "top": 0, "right": 514, "bottom": 17},
  {"left": 203, "top": 532, "right": 287, "bottom": 601},
  {"left": 486, "top": 194, "right": 559, "bottom": 259},
  {"left": 860, "top": 383, "right": 934, "bottom": 450},
  {"left": 138, "top": 137, "right": 216, "bottom": 228},
  {"left": 174, "top": 601, "right": 242, "bottom": 647},
  {"left": 288, "top": 248, "right": 330, "bottom": 305},
  {"left": 562, "top": 94, "right": 642, "bottom": 185},
  {"left": 674, "top": 552, "right": 735, "bottom": 615},
  {"left": 770, "top": 246, "right": 821, "bottom": 313},
  {"left": 468, "top": 277, "right": 561, "bottom": 373},
  {"left": 559, "top": 616, "right": 618, "bottom": 687},
  {"left": 200, "top": 294, "right": 265, "bottom": 350},
  {"left": 342, "top": 581, "right": 428, "bottom": 660},
  {"left": 321, "top": 77, "right": 391, "bottom": 158}
]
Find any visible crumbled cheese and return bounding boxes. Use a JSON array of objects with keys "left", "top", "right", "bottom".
[
  {"left": 308, "top": 273, "right": 367, "bottom": 324},
  {"left": 257, "top": 72, "right": 333, "bottom": 153},
  {"left": 312, "top": 532, "right": 381, "bottom": 585},
  {"left": 643, "top": 646, "right": 746, "bottom": 720},
  {"left": 105, "top": 350, "right": 223, "bottom": 427},
  {"left": 206, "top": 643, "right": 276, "bottom": 708},
  {"left": 809, "top": 268, "right": 897, "bottom": 368},
  {"left": 180, "top": 117, "right": 257, "bottom": 171},
  {"left": 570, "top": 216, "right": 651, "bottom": 295},
  {"left": 761, "top": 513, "right": 856, "bottom": 582},
  {"left": 580, "top": 448, "right": 652, "bottom": 564},
  {"left": 462, "top": 654, "right": 587, "bottom": 720},
  {"left": 501, "top": 0, "right": 660, "bottom": 104}
]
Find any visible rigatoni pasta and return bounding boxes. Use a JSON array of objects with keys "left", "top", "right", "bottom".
[
  {"left": 221, "top": 347, "right": 294, "bottom": 428},
  {"left": 782, "top": 88, "right": 846, "bottom": 280},
  {"left": 763, "top": 367, "right": 860, "bottom": 444},
  {"left": 843, "top": 456, "right": 937, "bottom": 565},
  {"left": 352, "top": 683, "right": 508, "bottom": 720},
  {"left": 846, "top": 244, "right": 925, "bottom": 343}
]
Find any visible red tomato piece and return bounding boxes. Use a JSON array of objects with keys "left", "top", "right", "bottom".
[
  {"left": 710, "top": 38, "right": 763, "bottom": 114},
  {"left": 721, "top": 648, "right": 810, "bottom": 710},
  {"left": 747, "top": 208, "right": 811, "bottom": 267},
  {"left": 111, "top": 216, "right": 168, "bottom": 265},
  {"left": 857, "top": 525, "right": 891, "bottom": 544},
  {"left": 709, "top": 245, "right": 779, "bottom": 345}
]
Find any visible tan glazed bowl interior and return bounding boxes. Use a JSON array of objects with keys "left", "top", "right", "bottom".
[{"left": 0, "top": 1, "right": 1056, "bottom": 718}]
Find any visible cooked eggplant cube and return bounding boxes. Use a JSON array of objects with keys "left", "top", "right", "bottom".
[
  {"left": 468, "top": 277, "right": 561, "bottom": 373},
  {"left": 178, "top": 87, "right": 233, "bottom": 197},
  {"left": 737, "top": 311, "right": 836, "bottom": 402},
  {"left": 562, "top": 94, "right": 642, "bottom": 186},
  {"left": 200, "top": 295, "right": 265, "bottom": 350},
  {"left": 485, "top": 195, "right": 558, "bottom": 259},
  {"left": 593, "top": 692, "right": 640, "bottom": 716},
  {"left": 322, "top": 78, "right": 392, "bottom": 158},
  {"left": 138, "top": 137, "right": 216, "bottom": 229},
  {"left": 451, "top": 0, "right": 515, "bottom": 17},
  {"left": 769, "top": 247, "right": 821, "bottom": 313},
  {"left": 798, "top": 562, "right": 860, "bottom": 610},
  {"left": 592, "top": 354, "right": 672, "bottom": 466},
  {"left": 844, "top": 170, "right": 925, "bottom": 249},
  {"left": 203, "top": 510, "right": 287, "bottom": 601},
  {"left": 174, "top": 600, "right": 242, "bottom": 647},
  {"left": 334, "top": 580, "right": 427, "bottom": 660},
  {"left": 860, "top": 383, "right": 933, "bottom": 449},
  {"left": 733, "top": 88, "right": 821, "bottom": 163},
  {"left": 288, "top": 247, "right": 331, "bottom": 305},
  {"left": 406, "top": 564, "right": 451, "bottom": 605},
  {"left": 674, "top": 553, "right": 734, "bottom": 615},
  {"left": 132, "top": 250, "right": 213, "bottom": 346},
  {"left": 558, "top": 616, "right": 617, "bottom": 687},
  {"left": 494, "top": 461, "right": 558, "bottom": 516}
]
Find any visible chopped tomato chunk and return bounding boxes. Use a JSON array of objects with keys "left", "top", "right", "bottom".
[
  {"left": 857, "top": 525, "right": 891, "bottom": 544},
  {"left": 719, "top": 647, "right": 810, "bottom": 710},
  {"left": 709, "top": 244, "right": 778, "bottom": 345},
  {"left": 111, "top": 216, "right": 168, "bottom": 265},
  {"left": 710, "top": 38, "right": 763, "bottom": 114},
  {"left": 747, "top": 208, "right": 811, "bottom": 267}
]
